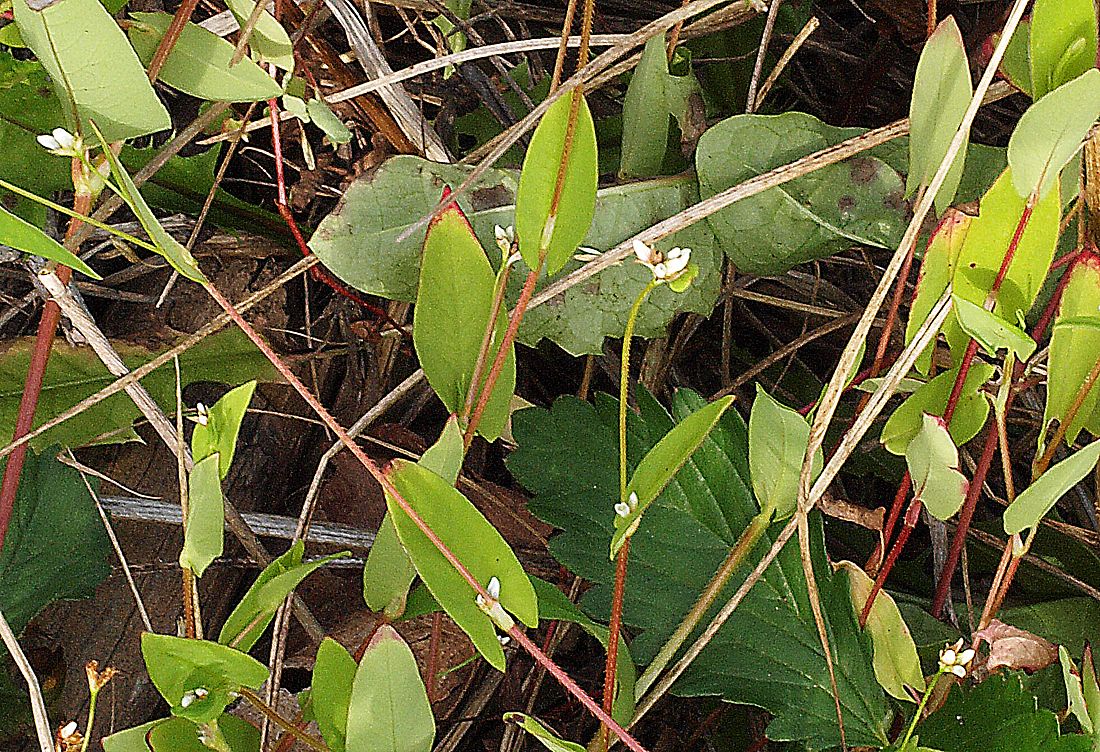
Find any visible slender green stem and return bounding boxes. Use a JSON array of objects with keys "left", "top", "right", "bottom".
[
  {"left": 899, "top": 669, "right": 946, "bottom": 750},
  {"left": 0, "top": 178, "right": 158, "bottom": 253},
  {"left": 634, "top": 509, "right": 771, "bottom": 697},
  {"left": 79, "top": 687, "right": 100, "bottom": 752},
  {"left": 619, "top": 280, "right": 658, "bottom": 499}
]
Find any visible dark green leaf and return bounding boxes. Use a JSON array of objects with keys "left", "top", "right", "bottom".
[
  {"left": 0, "top": 52, "right": 72, "bottom": 197},
  {"left": 104, "top": 716, "right": 259, "bottom": 752}
]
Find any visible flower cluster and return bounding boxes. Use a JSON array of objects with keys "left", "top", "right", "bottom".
[
  {"left": 615, "top": 491, "right": 639, "bottom": 519},
  {"left": 633, "top": 240, "right": 691, "bottom": 283},
  {"left": 37, "top": 128, "right": 83, "bottom": 158},
  {"left": 179, "top": 686, "right": 209, "bottom": 709},
  {"left": 938, "top": 639, "right": 975, "bottom": 678}
]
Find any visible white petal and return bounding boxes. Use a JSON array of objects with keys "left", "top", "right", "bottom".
[
  {"left": 180, "top": 692, "right": 194, "bottom": 708},
  {"left": 957, "top": 649, "right": 975, "bottom": 665},
  {"left": 628, "top": 491, "right": 639, "bottom": 508},
  {"left": 950, "top": 665, "right": 966, "bottom": 678},
  {"left": 495, "top": 225, "right": 508, "bottom": 242},
  {"left": 664, "top": 252, "right": 690, "bottom": 277},
  {"left": 941, "top": 649, "right": 957, "bottom": 665},
  {"left": 52, "top": 128, "right": 75, "bottom": 148},
  {"left": 614, "top": 501, "right": 631, "bottom": 518},
  {"left": 487, "top": 576, "right": 501, "bottom": 599},
  {"left": 633, "top": 239, "right": 655, "bottom": 265},
  {"left": 193, "top": 687, "right": 208, "bottom": 698},
  {"left": 654, "top": 262, "right": 668, "bottom": 279},
  {"left": 60, "top": 721, "right": 78, "bottom": 738},
  {"left": 37, "top": 134, "right": 61, "bottom": 150},
  {"left": 475, "top": 593, "right": 486, "bottom": 607}
]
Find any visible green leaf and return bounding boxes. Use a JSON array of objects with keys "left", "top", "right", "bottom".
[
  {"left": 905, "top": 413, "right": 969, "bottom": 520},
  {"left": 918, "top": 673, "right": 1092, "bottom": 752},
  {"left": 104, "top": 716, "right": 259, "bottom": 752},
  {"left": 1004, "top": 439, "right": 1100, "bottom": 534},
  {"left": 307, "top": 157, "right": 721, "bottom": 355},
  {"left": 307, "top": 98, "right": 352, "bottom": 144},
  {"left": 346, "top": 625, "right": 435, "bottom": 752},
  {"left": 191, "top": 380, "right": 256, "bottom": 479},
  {"left": 697, "top": 111, "right": 908, "bottom": 276},
  {"left": 514, "top": 89, "right": 598, "bottom": 275},
  {"left": 953, "top": 296, "right": 1037, "bottom": 361},
  {"left": 508, "top": 390, "right": 890, "bottom": 749},
  {"left": 141, "top": 633, "right": 269, "bottom": 723},
  {"left": 179, "top": 453, "right": 223, "bottom": 578},
  {"left": 90, "top": 120, "right": 205, "bottom": 282},
  {"left": 953, "top": 168, "right": 1061, "bottom": 322},
  {"left": 881, "top": 363, "right": 995, "bottom": 455},
  {"left": 611, "top": 394, "right": 734, "bottom": 556},
  {"left": 218, "top": 540, "right": 348, "bottom": 651},
  {"left": 1030, "top": 0, "right": 1099, "bottom": 99},
  {"left": 13, "top": 0, "right": 170, "bottom": 141},
  {"left": 0, "top": 52, "right": 73, "bottom": 197},
  {"left": 1008, "top": 70, "right": 1100, "bottom": 199},
  {"left": 620, "top": 36, "right": 701, "bottom": 179},
  {"left": 224, "top": 0, "right": 294, "bottom": 71},
  {"left": 419, "top": 416, "right": 464, "bottom": 484},
  {"left": 0, "top": 328, "right": 277, "bottom": 451},
  {"left": 413, "top": 196, "right": 513, "bottom": 441},
  {"left": 385, "top": 459, "right": 537, "bottom": 671},
  {"left": 0, "top": 448, "right": 110, "bottom": 634},
  {"left": 1000, "top": 19, "right": 1033, "bottom": 96},
  {"left": 127, "top": 12, "right": 282, "bottom": 103},
  {"left": 503, "top": 713, "right": 586, "bottom": 752},
  {"left": 907, "top": 17, "right": 972, "bottom": 214},
  {"left": 748, "top": 386, "right": 820, "bottom": 520},
  {"left": 1044, "top": 255, "right": 1100, "bottom": 445},
  {"left": 312, "top": 638, "right": 357, "bottom": 752},
  {"left": 839, "top": 561, "right": 924, "bottom": 701},
  {"left": 1060, "top": 645, "right": 1094, "bottom": 734},
  {"left": 906, "top": 209, "right": 971, "bottom": 374},
  {"left": 0, "top": 204, "right": 98, "bottom": 278}
]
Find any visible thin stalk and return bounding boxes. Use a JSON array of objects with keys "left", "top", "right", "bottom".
[
  {"left": 79, "top": 683, "right": 104, "bottom": 752},
  {"left": 602, "top": 537, "right": 629, "bottom": 751},
  {"left": 238, "top": 688, "right": 328, "bottom": 752},
  {"left": 460, "top": 259, "right": 513, "bottom": 424},
  {"left": 549, "top": 0, "right": 580, "bottom": 92},
  {"left": 635, "top": 510, "right": 771, "bottom": 696},
  {"left": 899, "top": 669, "right": 945, "bottom": 750}
]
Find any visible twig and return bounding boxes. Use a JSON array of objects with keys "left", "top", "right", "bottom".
[
  {"left": 753, "top": 15, "right": 819, "bottom": 110},
  {"left": 745, "top": 0, "right": 782, "bottom": 113},
  {"left": 0, "top": 607, "right": 52, "bottom": 752}
]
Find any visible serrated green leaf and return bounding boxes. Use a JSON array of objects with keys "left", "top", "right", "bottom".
[
  {"left": 0, "top": 204, "right": 98, "bottom": 278},
  {"left": 224, "top": 0, "right": 294, "bottom": 71},
  {"left": 507, "top": 390, "right": 890, "bottom": 749},
  {"left": 697, "top": 111, "right": 908, "bottom": 275},
  {"left": 1044, "top": 255, "right": 1100, "bottom": 445},
  {"left": 1030, "top": 0, "right": 1098, "bottom": 99},
  {"left": 953, "top": 296, "right": 1036, "bottom": 361},
  {"left": 748, "top": 386, "right": 820, "bottom": 520},
  {"left": 611, "top": 394, "right": 734, "bottom": 556},
  {"left": 191, "top": 380, "right": 256, "bottom": 479},
  {"left": 385, "top": 459, "right": 537, "bottom": 671},
  {"left": 141, "top": 634, "right": 269, "bottom": 723},
  {"left": 1008, "top": 70, "right": 1100, "bottom": 199},
  {"left": 514, "top": 89, "right": 597, "bottom": 275},
  {"left": 346, "top": 626, "right": 435, "bottom": 752},
  {"left": 905, "top": 413, "right": 969, "bottom": 520},
  {"left": 413, "top": 198, "right": 513, "bottom": 441},
  {"left": 906, "top": 209, "right": 971, "bottom": 375},
  {"left": 503, "top": 713, "right": 586, "bottom": 752},
  {"left": 0, "top": 448, "right": 110, "bottom": 634},
  {"left": 839, "top": 561, "right": 924, "bottom": 700},
  {"left": 90, "top": 119, "right": 205, "bottom": 282},
  {"left": 881, "top": 363, "right": 994, "bottom": 455},
  {"left": 179, "top": 453, "right": 223, "bottom": 578},
  {"left": 0, "top": 328, "right": 277, "bottom": 451},
  {"left": 13, "top": 0, "right": 170, "bottom": 141},
  {"left": 312, "top": 638, "right": 356, "bottom": 752},
  {"left": 218, "top": 540, "right": 349, "bottom": 651},
  {"left": 908, "top": 17, "right": 972, "bottom": 214},
  {"left": 1004, "top": 439, "right": 1100, "bottom": 534},
  {"left": 127, "top": 12, "right": 282, "bottom": 103}
]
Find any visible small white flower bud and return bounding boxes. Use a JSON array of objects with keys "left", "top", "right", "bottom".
[{"left": 59, "top": 721, "right": 78, "bottom": 739}]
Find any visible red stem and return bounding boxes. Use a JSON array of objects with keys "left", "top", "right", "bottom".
[{"left": 602, "top": 540, "right": 630, "bottom": 750}]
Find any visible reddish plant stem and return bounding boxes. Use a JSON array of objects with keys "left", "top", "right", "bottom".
[
  {"left": 866, "top": 474, "right": 912, "bottom": 575},
  {"left": 602, "top": 539, "right": 630, "bottom": 751},
  {"left": 0, "top": 188, "right": 89, "bottom": 550},
  {"left": 426, "top": 611, "right": 443, "bottom": 703},
  {"left": 146, "top": 0, "right": 201, "bottom": 82},
  {"left": 863, "top": 196, "right": 1036, "bottom": 622}
]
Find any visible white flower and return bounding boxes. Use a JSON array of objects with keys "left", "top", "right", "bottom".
[
  {"left": 494, "top": 225, "right": 514, "bottom": 255},
  {"left": 179, "top": 687, "right": 208, "bottom": 709},
  {"left": 938, "top": 639, "right": 975, "bottom": 678},
  {"left": 632, "top": 240, "right": 691, "bottom": 282},
  {"left": 36, "top": 128, "right": 82, "bottom": 157},
  {"left": 476, "top": 576, "right": 514, "bottom": 631},
  {"left": 193, "top": 687, "right": 208, "bottom": 699},
  {"left": 193, "top": 403, "right": 209, "bottom": 426},
  {"left": 498, "top": 634, "right": 511, "bottom": 646},
  {"left": 59, "top": 722, "right": 78, "bottom": 739},
  {"left": 614, "top": 501, "right": 631, "bottom": 518}
]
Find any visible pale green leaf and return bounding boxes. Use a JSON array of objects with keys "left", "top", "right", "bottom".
[
  {"left": 1030, "top": 0, "right": 1098, "bottom": 99},
  {"left": 385, "top": 459, "right": 537, "bottom": 671},
  {"left": 179, "top": 453, "right": 224, "bottom": 578},
  {"left": 104, "top": 716, "right": 259, "bottom": 752},
  {"left": 0, "top": 204, "right": 98, "bottom": 278},
  {"left": 419, "top": 415, "right": 464, "bottom": 484},
  {"left": 346, "top": 625, "right": 435, "bottom": 752},
  {"left": 191, "top": 381, "right": 256, "bottom": 479},
  {"left": 90, "top": 120, "right": 205, "bottom": 282},
  {"left": 839, "top": 561, "right": 924, "bottom": 700},
  {"left": 312, "top": 638, "right": 357, "bottom": 752},
  {"left": 218, "top": 541, "right": 349, "bottom": 651},
  {"left": 953, "top": 296, "right": 1036, "bottom": 361},
  {"left": 905, "top": 209, "right": 970, "bottom": 375},
  {"left": 1000, "top": 18, "right": 1032, "bottom": 96},
  {"left": 1044, "top": 255, "right": 1100, "bottom": 445},
  {"left": 127, "top": 12, "right": 282, "bottom": 103},
  {"left": 225, "top": 0, "right": 294, "bottom": 71},
  {"left": 503, "top": 713, "right": 585, "bottom": 752},
  {"left": 141, "top": 633, "right": 269, "bottom": 723},
  {"left": 748, "top": 386, "right": 820, "bottom": 521},
  {"left": 1060, "top": 645, "right": 1094, "bottom": 735},
  {"left": 514, "top": 89, "right": 597, "bottom": 275},
  {"left": 1004, "top": 439, "right": 1100, "bottom": 534},
  {"left": 307, "top": 98, "right": 352, "bottom": 144},
  {"left": 413, "top": 199, "right": 513, "bottom": 441},
  {"left": 13, "top": 0, "right": 170, "bottom": 141},
  {"left": 907, "top": 16, "right": 972, "bottom": 214},
  {"left": 905, "top": 413, "right": 968, "bottom": 520},
  {"left": 1008, "top": 70, "right": 1100, "bottom": 199},
  {"left": 611, "top": 394, "right": 734, "bottom": 557},
  {"left": 881, "top": 363, "right": 994, "bottom": 455}
]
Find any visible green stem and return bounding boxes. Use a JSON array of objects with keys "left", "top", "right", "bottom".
[
  {"left": 634, "top": 509, "right": 772, "bottom": 697},
  {"left": 79, "top": 687, "right": 100, "bottom": 752},
  {"left": 899, "top": 669, "right": 945, "bottom": 750},
  {"left": 0, "top": 177, "right": 158, "bottom": 253},
  {"left": 619, "top": 280, "right": 658, "bottom": 499}
]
